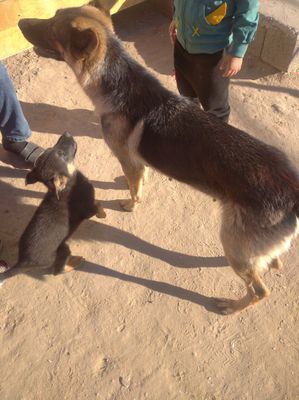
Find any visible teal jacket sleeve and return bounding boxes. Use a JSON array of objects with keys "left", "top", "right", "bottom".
[{"left": 229, "top": 0, "right": 259, "bottom": 58}]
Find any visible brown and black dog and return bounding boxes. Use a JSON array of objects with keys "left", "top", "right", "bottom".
[{"left": 18, "top": 1, "right": 299, "bottom": 314}]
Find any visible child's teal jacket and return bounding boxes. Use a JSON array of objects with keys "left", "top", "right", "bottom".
[{"left": 174, "top": 0, "right": 259, "bottom": 58}]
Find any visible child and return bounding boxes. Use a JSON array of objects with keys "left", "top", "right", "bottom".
[{"left": 169, "top": 0, "right": 259, "bottom": 123}]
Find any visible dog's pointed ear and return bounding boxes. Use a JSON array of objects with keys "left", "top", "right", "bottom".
[
  {"left": 88, "top": 0, "right": 112, "bottom": 14},
  {"left": 70, "top": 19, "right": 100, "bottom": 60},
  {"left": 53, "top": 175, "right": 69, "bottom": 200},
  {"left": 25, "top": 170, "right": 39, "bottom": 185}
]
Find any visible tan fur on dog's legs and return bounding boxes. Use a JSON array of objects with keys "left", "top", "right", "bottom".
[
  {"left": 120, "top": 164, "right": 146, "bottom": 212},
  {"left": 215, "top": 267, "right": 270, "bottom": 315},
  {"left": 142, "top": 166, "right": 149, "bottom": 184}
]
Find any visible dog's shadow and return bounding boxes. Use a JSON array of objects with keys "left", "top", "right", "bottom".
[
  {"left": 0, "top": 168, "right": 228, "bottom": 313},
  {"left": 77, "top": 260, "right": 221, "bottom": 313},
  {"left": 77, "top": 219, "right": 228, "bottom": 269}
]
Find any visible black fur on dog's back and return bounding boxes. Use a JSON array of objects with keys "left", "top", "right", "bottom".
[{"left": 100, "top": 37, "right": 299, "bottom": 227}]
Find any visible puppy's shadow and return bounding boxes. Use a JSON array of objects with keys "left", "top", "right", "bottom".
[
  {"left": 20, "top": 101, "right": 100, "bottom": 138},
  {"left": 78, "top": 260, "right": 221, "bottom": 314}
]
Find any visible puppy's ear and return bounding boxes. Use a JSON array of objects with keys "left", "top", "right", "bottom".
[
  {"left": 53, "top": 175, "right": 69, "bottom": 200},
  {"left": 70, "top": 19, "right": 100, "bottom": 60},
  {"left": 25, "top": 170, "right": 39, "bottom": 185}
]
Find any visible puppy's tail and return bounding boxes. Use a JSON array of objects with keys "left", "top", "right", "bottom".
[{"left": 0, "top": 261, "right": 28, "bottom": 279}]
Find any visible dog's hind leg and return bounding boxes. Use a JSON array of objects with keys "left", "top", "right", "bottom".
[
  {"left": 215, "top": 266, "right": 270, "bottom": 315},
  {"left": 53, "top": 243, "right": 71, "bottom": 275},
  {"left": 53, "top": 243, "right": 84, "bottom": 275}
]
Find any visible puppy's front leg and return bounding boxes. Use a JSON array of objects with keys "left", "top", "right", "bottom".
[{"left": 95, "top": 201, "right": 106, "bottom": 218}]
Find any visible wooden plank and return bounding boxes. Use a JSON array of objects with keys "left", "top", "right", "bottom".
[{"left": 0, "top": 0, "right": 145, "bottom": 60}]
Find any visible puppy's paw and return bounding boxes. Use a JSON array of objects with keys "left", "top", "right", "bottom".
[
  {"left": 95, "top": 202, "right": 106, "bottom": 219},
  {"left": 64, "top": 256, "right": 84, "bottom": 273},
  {"left": 120, "top": 199, "right": 136, "bottom": 212}
]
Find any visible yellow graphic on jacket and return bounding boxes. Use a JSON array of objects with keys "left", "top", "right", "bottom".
[
  {"left": 192, "top": 25, "right": 200, "bottom": 37},
  {"left": 205, "top": 1, "right": 227, "bottom": 25}
]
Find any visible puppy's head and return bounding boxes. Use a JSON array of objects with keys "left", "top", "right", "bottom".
[
  {"left": 18, "top": 1, "right": 113, "bottom": 66},
  {"left": 26, "top": 132, "right": 77, "bottom": 199}
]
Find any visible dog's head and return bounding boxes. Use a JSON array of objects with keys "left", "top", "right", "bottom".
[
  {"left": 26, "top": 132, "right": 77, "bottom": 199},
  {"left": 18, "top": 1, "right": 113, "bottom": 66}
]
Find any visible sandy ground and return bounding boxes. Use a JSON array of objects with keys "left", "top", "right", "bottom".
[{"left": 1, "top": 3, "right": 299, "bottom": 400}]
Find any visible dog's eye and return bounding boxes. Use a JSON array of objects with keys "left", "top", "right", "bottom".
[{"left": 57, "top": 150, "right": 65, "bottom": 156}]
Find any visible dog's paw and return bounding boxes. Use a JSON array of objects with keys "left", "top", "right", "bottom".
[
  {"left": 120, "top": 199, "right": 136, "bottom": 212},
  {"left": 64, "top": 256, "right": 84, "bottom": 273},
  {"left": 213, "top": 298, "right": 238, "bottom": 315},
  {"left": 95, "top": 202, "right": 106, "bottom": 219},
  {"left": 96, "top": 209, "right": 106, "bottom": 219},
  {"left": 270, "top": 258, "right": 283, "bottom": 270}
]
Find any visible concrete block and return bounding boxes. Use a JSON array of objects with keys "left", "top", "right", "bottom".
[
  {"left": 248, "top": 24, "right": 266, "bottom": 57},
  {"left": 261, "top": 18, "right": 299, "bottom": 72}
]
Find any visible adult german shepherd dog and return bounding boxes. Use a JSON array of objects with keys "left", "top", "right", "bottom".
[{"left": 19, "top": 1, "right": 299, "bottom": 314}]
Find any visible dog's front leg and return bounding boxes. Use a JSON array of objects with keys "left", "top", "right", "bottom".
[
  {"left": 101, "top": 113, "right": 147, "bottom": 212},
  {"left": 120, "top": 163, "right": 147, "bottom": 212}
]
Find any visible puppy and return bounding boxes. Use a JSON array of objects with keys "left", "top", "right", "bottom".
[
  {"left": 0, "top": 132, "right": 105, "bottom": 278},
  {"left": 18, "top": 2, "right": 299, "bottom": 314}
]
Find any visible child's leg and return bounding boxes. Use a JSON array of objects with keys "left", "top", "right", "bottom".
[
  {"left": 173, "top": 40, "right": 197, "bottom": 99},
  {"left": 174, "top": 41, "right": 230, "bottom": 123},
  {"left": 193, "top": 51, "right": 230, "bottom": 123}
]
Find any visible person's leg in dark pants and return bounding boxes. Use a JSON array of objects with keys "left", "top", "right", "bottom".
[{"left": 174, "top": 40, "right": 230, "bottom": 123}]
